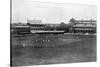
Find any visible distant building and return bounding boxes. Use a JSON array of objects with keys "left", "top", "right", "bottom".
[
  {"left": 11, "top": 22, "right": 30, "bottom": 34},
  {"left": 69, "top": 18, "right": 96, "bottom": 33},
  {"left": 27, "top": 19, "right": 64, "bottom": 34},
  {"left": 11, "top": 26, "right": 30, "bottom": 34},
  {"left": 27, "top": 19, "right": 60, "bottom": 31},
  {"left": 27, "top": 19, "right": 45, "bottom": 31}
]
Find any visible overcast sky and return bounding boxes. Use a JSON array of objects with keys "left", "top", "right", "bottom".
[{"left": 12, "top": 0, "right": 97, "bottom": 24}]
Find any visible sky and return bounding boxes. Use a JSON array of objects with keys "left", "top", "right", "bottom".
[{"left": 12, "top": 0, "right": 97, "bottom": 24}]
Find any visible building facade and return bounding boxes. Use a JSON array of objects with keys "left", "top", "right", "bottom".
[{"left": 69, "top": 18, "right": 96, "bottom": 33}]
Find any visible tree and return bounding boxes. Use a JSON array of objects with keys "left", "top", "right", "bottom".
[
  {"left": 68, "top": 18, "right": 76, "bottom": 33},
  {"left": 60, "top": 22, "right": 67, "bottom": 28},
  {"left": 69, "top": 18, "right": 76, "bottom": 23}
]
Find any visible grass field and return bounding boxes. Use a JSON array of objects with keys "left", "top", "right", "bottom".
[{"left": 11, "top": 34, "right": 96, "bottom": 66}]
